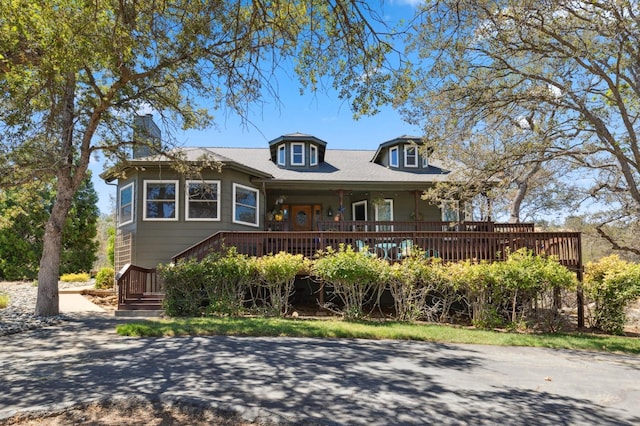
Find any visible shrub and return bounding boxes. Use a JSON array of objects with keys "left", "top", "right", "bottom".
[
  {"left": 60, "top": 272, "right": 91, "bottom": 282},
  {"left": 160, "top": 247, "right": 256, "bottom": 317},
  {"left": 95, "top": 267, "right": 115, "bottom": 289},
  {"left": 200, "top": 248, "right": 256, "bottom": 316},
  {"left": 448, "top": 249, "right": 576, "bottom": 331},
  {"left": 160, "top": 258, "right": 207, "bottom": 317},
  {"left": 584, "top": 255, "right": 640, "bottom": 335},
  {"left": 313, "top": 244, "right": 387, "bottom": 320},
  {"left": 386, "top": 254, "right": 456, "bottom": 322},
  {"left": 491, "top": 249, "right": 577, "bottom": 331},
  {"left": 0, "top": 292, "right": 8, "bottom": 309},
  {"left": 447, "top": 260, "right": 499, "bottom": 328},
  {"left": 255, "top": 252, "right": 309, "bottom": 316}
]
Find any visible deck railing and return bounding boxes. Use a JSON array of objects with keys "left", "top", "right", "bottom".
[
  {"left": 316, "top": 220, "right": 498, "bottom": 232},
  {"left": 116, "top": 263, "right": 162, "bottom": 309},
  {"left": 172, "top": 230, "right": 582, "bottom": 275}
]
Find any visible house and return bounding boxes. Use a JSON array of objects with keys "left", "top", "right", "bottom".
[
  {"left": 102, "top": 116, "right": 465, "bottom": 272},
  {"left": 102, "top": 116, "right": 583, "bottom": 320}
]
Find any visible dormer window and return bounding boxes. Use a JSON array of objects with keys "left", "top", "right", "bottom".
[
  {"left": 389, "top": 146, "right": 399, "bottom": 167},
  {"left": 291, "top": 143, "right": 305, "bottom": 166},
  {"left": 310, "top": 145, "right": 318, "bottom": 166},
  {"left": 422, "top": 155, "right": 428, "bottom": 168},
  {"left": 405, "top": 146, "right": 418, "bottom": 168},
  {"left": 277, "top": 144, "right": 286, "bottom": 165}
]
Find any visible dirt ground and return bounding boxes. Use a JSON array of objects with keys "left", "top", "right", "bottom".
[{"left": 0, "top": 399, "right": 263, "bottom": 426}]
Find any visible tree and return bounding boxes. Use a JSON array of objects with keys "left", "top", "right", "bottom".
[
  {"left": 412, "top": 105, "right": 581, "bottom": 223},
  {"left": 0, "top": 1, "right": 403, "bottom": 315},
  {"left": 403, "top": 0, "right": 640, "bottom": 246},
  {"left": 0, "top": 174, "right": 99, "bottom": 280},
  {"left": 60, "top": 175, "right": 100, "bottom": 275}
]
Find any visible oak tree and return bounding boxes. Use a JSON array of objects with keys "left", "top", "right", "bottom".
[
  {"left": 0, "top": 0, "right": 402, "bottom": 315},
  {"left": 403, "top": 0, "right": 640, "bottom": 246}
]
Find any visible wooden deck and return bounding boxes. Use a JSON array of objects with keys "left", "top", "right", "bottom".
[
  {"left": 172, "top": 229, "right": 582, "bottom": 275},
  {"left": 119, "top": 221, "right": 583, "bottom": 323}
]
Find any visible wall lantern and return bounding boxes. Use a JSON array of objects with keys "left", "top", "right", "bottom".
[{"left": 327, "top": 206, "right": 333, "bottom": 217}]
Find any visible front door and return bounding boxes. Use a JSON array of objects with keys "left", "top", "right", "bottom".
[{"left": 291, "top": 205, "right": 313, "bottom": 231}]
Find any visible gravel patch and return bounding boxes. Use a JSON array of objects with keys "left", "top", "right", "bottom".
[{"left": 0, "top": 281, "right": 89, "bottom": 337}]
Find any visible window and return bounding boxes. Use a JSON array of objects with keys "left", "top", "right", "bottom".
[
  {"left": 441, "top": 200, "right": 460, "bottom": 222},
  {"left": 374, "top": 199, "right": 394, "bottom": 231},
  {"left": 233, "top": 183, "right": 259, "bottom": 227},
  {"left": 291, "top": 143, "right": 304, "bottom": 166},
  {"left": 389, "top": 146, "right": 399, "bottom": 167},
  {"left": 144, "top": 180, "right": 178, "bottom": 220},
  {"left": 422, "top": 154, "right": 429, "bottom": 168},
  {"left": 404, "top": 145, "right": 418, "bottom": 167},
  {"left": 186, "top": 180, "right": 220, "bottom": 221},
  {"left": 118, "top": 183, "right": 134, "bottom": 226},
  {"left": 310, "top": 145, "right": 318, "bottom": 166},
  {"left": 278, "top": 144, "right": 286, "bottom": 165},
  {"left": 352, "top": 200, "right": 368, "bottom": 231}
]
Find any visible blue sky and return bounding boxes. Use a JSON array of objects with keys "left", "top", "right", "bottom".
[{"left": 90, "top": 0, "right": 423, "bottom": 214}]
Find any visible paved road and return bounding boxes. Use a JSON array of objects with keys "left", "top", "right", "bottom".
[{"left": 1, "top": 314, "right": 639, "bottom": 425}]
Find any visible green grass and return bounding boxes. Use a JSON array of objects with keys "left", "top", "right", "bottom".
[
  {"left": 0, "top": 292, "right": 8, "bottom": 309},
  {"left": 116, "top": 317, "right": 640, "bottom": 355}
]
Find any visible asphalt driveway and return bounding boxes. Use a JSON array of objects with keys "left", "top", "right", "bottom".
[{"left": 1, "top": 314, "right": 639, "bottom": 425}]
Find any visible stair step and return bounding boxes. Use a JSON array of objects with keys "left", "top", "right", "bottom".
[{"left": 119, "top": 303, "right": 163, "bottom": 311}]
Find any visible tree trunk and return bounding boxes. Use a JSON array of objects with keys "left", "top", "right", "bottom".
[
  {"left": 35, "top": 185, "right": 74, "bottom": 316},
  {"left": 35, "top": 72, "right": 79, "bottom": 316},
  {"left": 509, "top": 181, "right": 526, "bottom": 223}
]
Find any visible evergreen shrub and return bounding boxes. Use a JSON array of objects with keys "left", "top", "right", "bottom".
[
  {"left": 95, "top": 267, "right": 115, "bottom": 289},
  {"left": 585, "top": 255, "right": 640, "bottom": 335}
]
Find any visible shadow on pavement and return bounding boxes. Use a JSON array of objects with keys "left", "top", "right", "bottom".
[{"left": 1, "top": 315, "right": 638, "bottom": 425}]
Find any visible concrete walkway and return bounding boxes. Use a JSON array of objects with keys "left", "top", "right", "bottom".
[
  {"left": 59, "top": 286, "right": 106, "bottom": 313},
  {"left": 1, "top": 300, "right": 639, "bottom": 425}
]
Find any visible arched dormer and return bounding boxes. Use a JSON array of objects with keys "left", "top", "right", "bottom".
[{"left": 268, "top": 133, "right": 327, "bottom": 168}]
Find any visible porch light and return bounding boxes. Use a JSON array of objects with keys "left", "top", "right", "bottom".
[{"left": 327, "top": 206, "right": 333, "bottom": 217}]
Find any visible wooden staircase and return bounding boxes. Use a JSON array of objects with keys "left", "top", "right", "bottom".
[
  {"left": 118, "top": 292, "right": 164, "bottom": 311},
  {"left": 116, "top": 264, "right": 164, "bottom": 316}
]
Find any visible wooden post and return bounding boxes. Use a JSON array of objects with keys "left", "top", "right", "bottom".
[{"left": 577, "top": 268, "right": 584, "bottom": 328}]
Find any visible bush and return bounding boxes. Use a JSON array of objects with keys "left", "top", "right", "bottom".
[
  {"left": 160, "top": 258, "right": 209, "bottom": 317},
  {"left": 446, "top": 260, "right": 499, "bottom": 328},
  {"left": 255, "top": 252, "right": 309, "bottom": 316},
  {"left": 60, "top": 272, "right": 91, "bottom": 282},
  {"left": 313, "top": 244, "right": 387, "bottom": 320},
  {"left": 448, "top": 249, "right": 576, "bottom": 331},
  {"left": 584, "top": 255, "right": 640, "bottom": 335},
  {"left": 95, "top": 267, "right": 115, "bottom": 289},
  {"left": 386, "top": 254, "right": 456, "bottom": 322},
  {"left": 201, "top": 248, "right": 256, "bottom": 316},
  {"left": 160, "top": 248, "right": 256, "bottom": 317}
]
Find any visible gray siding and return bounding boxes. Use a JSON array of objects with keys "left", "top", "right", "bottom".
[{"left": 119, "top": 168, "right": 263, "bottom": 268}]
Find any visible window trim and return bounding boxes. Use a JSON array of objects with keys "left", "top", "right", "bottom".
[
  {"left": 374, "top": 199, "right": 394, "bottom": 231},
  {"left": 232, "top": 183, "right": 260, "bottom": 227},
  {"left": 404, "top": 145, "right": 418, "bottom": 168},
  {"left": 389, "top": 146, "right": 399, "bottom": 167},
  {"left": 143, "top": 180, "right": 179, "bottom": 221},
  {"left": 118, "top": 182, "right": 134, "bottom": 227},
  {"left": 277, "top": 144, "right": 286, "bottom": 166},
  {"left": 185, "top": 180, "right": 221, "bottom": 221},
  {"left": 352, "top": 200, "right": 368, "bottom": 221},
  {"left": 309, "top": 145, "right": 318, "bottom": 166},
  {"left": 290, "top": 142, "right": 305, "bottom": 166}
]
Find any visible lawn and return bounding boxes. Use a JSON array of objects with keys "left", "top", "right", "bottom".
[{"left": 116, "top": 317, "right": 640, "bottom": 355}]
